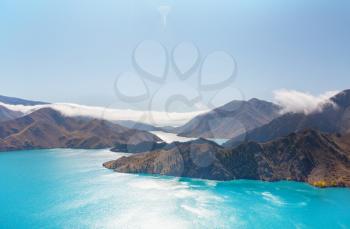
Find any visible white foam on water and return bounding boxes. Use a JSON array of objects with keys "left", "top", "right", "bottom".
[
  {"left": 205, "top": 180, "right": 218, "bottom": 187},
  {"left": 181, "top": 204, "right": 215, "bottom": 218},
  {"left": 127, "top": 178, "right": 189, "bottom": 191},
  {"left": 100, "top": 206, "right": 192, "bottom": 229},
  {"left": 262, "top": 192, "right": 285, "bottom": 206},
  {"left": 174, "top": 189, "right": 195, "bottom": 198}
]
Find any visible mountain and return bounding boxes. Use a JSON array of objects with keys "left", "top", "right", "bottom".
[
  {"left": 115, "top": 120, "right": 177, "bottom": 133},
  {"left": 176, "top": 98, "right": 281, "bottom": 139},
  {"left": 115, "top": 120, "right": 163, "bottom": 132},
  {"left": 104, "top": 130, "right": 350, "bottom": 187},
  {"left": 0, "top": 108, "right": 161, "bottom": 152},
  {"left": 0, "top": 105, "right": 22, "bottom": 122},
  {"left": 225, "top": 90, "right": 350, "bottom": 147},
  {"left": 0, "top": 95, "right": 47, "bottom": 105}
]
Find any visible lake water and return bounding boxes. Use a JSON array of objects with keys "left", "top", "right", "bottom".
[
  {"left": 150, "top": 131, "right": 229, "bottom": 145},
  {"left": 1, "top": 149, "right": 350, "bottom": 229}
]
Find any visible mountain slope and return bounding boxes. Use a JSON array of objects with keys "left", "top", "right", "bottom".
[
  {"left": 225, "top": 90, "right": 350, "bottom": 147},
  {"left": 0, "top": 95, "right": 47, "bottom": 105},
  {"left": 0, "top": 108, "right": 161, "bottom": 152},
  {"left": 176, "top": 98, "right": 281, "bottom": 139},
  {"left": 104, "top": 130, "right": 350, "bottom": 187},
  {"left": 0, "top": 105, "right": 22, "bottom": 122},
  {"left": 115, "top": 120, "right": 163, "bottom": 132}
]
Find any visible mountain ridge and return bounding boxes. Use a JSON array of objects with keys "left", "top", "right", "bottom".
[
  {"left": 0, "top": 108, "right": 161, "bottom": 152},
  {"left": 225, "top": 90, "right": 350, "bottom": 147},
  {"left": 176, "top": 98, "right": 281, "bottom": 139},
  {"left": 0, "top": 95, "right": 47, "bottom": 106}
]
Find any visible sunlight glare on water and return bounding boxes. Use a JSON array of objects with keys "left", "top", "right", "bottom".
[{"left": 0, "top": 147, "right": 350, "bottom": 229}]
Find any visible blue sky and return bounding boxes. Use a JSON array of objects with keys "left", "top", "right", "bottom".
[{"left": 0, "top": 0, "right": 349, "bottom": 111}]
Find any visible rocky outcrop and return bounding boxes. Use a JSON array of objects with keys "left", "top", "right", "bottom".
[
  {"left": 111, "top": 141, "right": 167, "bottom": 154},
  {"left": 104, "top": 130, "right": 350, "bottom": 187},
  {"left": 0, "top": 108, "right": 162, "bottom": 152}
]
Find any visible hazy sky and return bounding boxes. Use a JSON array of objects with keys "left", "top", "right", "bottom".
[{"left": 0, "top": 0, "right": 349, "bottom": 111}]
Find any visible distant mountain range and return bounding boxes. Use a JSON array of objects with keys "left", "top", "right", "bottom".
[
  {"left": 0, "top": 95, "right": 47, "bottom": 106},
  {"left": 175, "top": 98, "right": 281, "bottom": 139},
  {"left": 103, "top": 98, "right": 282, "bottom": 139},
  {"left": 0, "top": 108, "right": 161, "bottom": 152},
  {"left": 225, "top": 89, "right": 350, "bottom": 147}
]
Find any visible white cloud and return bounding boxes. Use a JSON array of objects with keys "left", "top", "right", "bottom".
[
  {"left": 0, "top": 102, "right": 207, "bottom": 127},
  {"left": 273, "top": 89, "right": 339, "bottom": 114}
]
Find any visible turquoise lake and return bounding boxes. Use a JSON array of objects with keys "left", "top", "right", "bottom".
[{"left": 1, "top": 149, "right": 350, "bottom": 229}]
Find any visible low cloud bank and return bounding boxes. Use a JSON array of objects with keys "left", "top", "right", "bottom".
[
  {"left": 0, "top": 102, "right": 207, "bottom": 127},
  {"left": 2, "top": 89, "right": 340, "bottom": 126},
  {"left": 273, "top": 89, "right": 339, "bottom": 114}
]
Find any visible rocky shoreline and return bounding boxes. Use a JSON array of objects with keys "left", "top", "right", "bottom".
[{"left": 104, "top": 130, "right": 350, "bottom": 188}]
